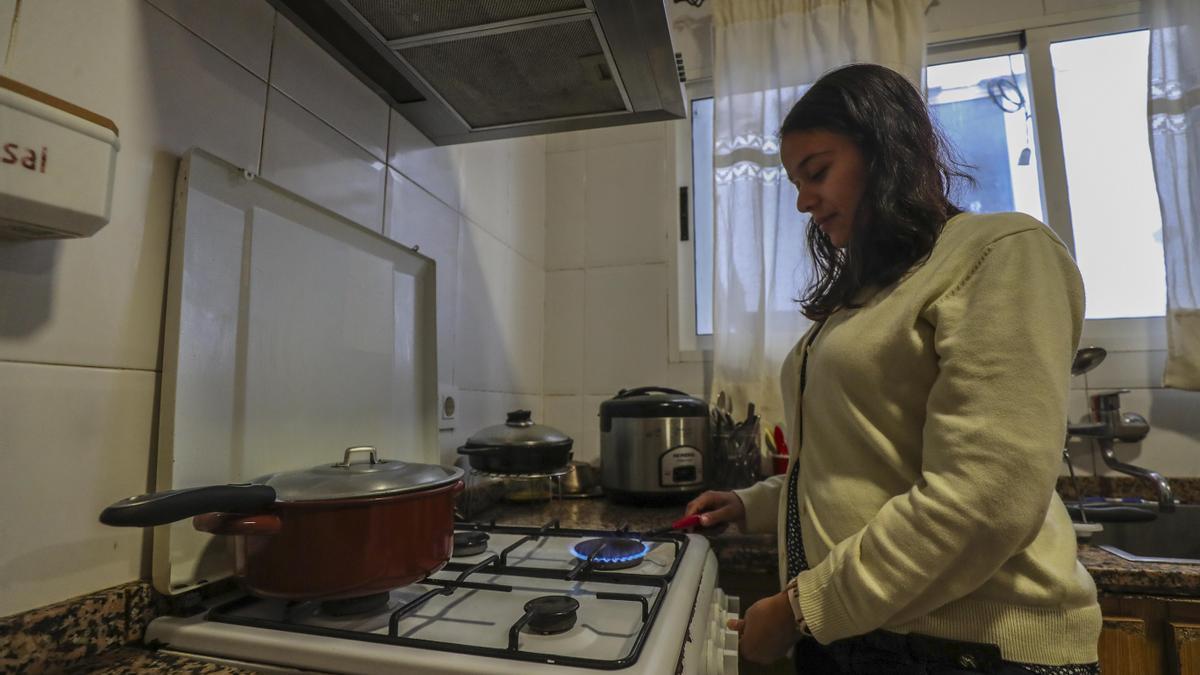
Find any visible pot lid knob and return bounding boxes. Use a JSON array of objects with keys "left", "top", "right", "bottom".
[
  {"left": 505, "top": 410, "right": 534, "bottom": 427},
  {"left": 334, "top": 445, "right": 379, "bottom": 467}
]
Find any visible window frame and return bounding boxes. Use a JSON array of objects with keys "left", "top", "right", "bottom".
[
  {"left": 669, "top": 78, "right": 714, "bottom": 363},
  {"left": 673, "top": 4, "right": 1166, "bottom": 357}
]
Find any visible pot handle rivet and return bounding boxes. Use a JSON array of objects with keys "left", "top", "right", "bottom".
[{"left": 337, "top": 446, "right": 379, "bottom": 467}]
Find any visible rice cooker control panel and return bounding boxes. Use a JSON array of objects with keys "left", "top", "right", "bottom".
[{"left": 660, "top": 446, "right": 704, "bottom": 487}]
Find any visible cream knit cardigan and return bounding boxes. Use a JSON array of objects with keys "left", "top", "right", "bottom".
[{"left": 735, "top": 212, "right": 1102, "bottom": 665}]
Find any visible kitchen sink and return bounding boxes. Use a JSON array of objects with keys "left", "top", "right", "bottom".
[{"left": 1084, "top": 503, "right": 1200, "bottom": 564}]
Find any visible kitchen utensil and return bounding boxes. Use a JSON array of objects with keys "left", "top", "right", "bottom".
[
  {"left": 643, "top": 514, "right": 703, "bottom": 536},
  {"left": 599, "top": 387, "right": 710, "bottom": 503},
  {"left": 457, "top": 410, "right": 573, "bottom": 474},
  {"left": 100, "top": 446, "right": 463, "bottom": 601},
  {"left": 1072, "top": 346, "right": 1107, "bottom": 376},
  {"left": 773, "top": 425, "right": 790, "bottom": 475},
  {"left": 560, "top": 460, "right": 603, "bottom": 498}
]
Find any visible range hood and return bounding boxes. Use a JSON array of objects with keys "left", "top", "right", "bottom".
[{"left": 267, "top": 0, "right": 687, "bottom": 145}]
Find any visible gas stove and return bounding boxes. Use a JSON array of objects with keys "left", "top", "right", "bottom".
[{"left": 145, "top": 521, "right": 742, "bottom": 674}]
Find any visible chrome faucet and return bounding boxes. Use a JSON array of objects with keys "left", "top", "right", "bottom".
[{"left": 1066, "top": 389, "right": 1174, "bottom": 512}]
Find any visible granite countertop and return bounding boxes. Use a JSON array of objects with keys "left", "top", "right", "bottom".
[{"left": 60, "top": 647, "right": 255, "bottom": 674}]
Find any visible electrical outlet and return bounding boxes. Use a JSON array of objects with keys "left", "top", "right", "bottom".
[{"left": 438, "top": 390, "right": 457, "bottom": 431}]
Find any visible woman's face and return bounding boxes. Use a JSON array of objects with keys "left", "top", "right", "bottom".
[{"left": 780, "top": 129, "right": 868, "bottom": 249}]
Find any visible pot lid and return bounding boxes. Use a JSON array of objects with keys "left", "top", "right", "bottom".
[
  {"left": 256, "top": 446, "right": 463, "bottom": 502},
  {"left": 600, "top": 386, "right": 708, "bottom": 419},
  {"left": 464, "top": 410, "right": 572, "bottom": 449}
]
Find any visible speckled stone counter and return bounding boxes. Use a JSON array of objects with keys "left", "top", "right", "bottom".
[
  {"left": 0, "top": 580, "right": 254, "bottom": 674},
  {"left": 1078, "top": 544, "right": 1200, "bottom": 597}
]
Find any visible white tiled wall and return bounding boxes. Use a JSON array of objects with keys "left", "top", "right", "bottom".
[
  {"left": 0, "top": 0, "right": 544, "bottom": 617},
  {"left": 542, "top": 124, "right": 708, "bottom": 464}
]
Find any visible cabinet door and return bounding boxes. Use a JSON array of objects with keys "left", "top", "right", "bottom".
[
  {"left": 1171, "top": 622, "right": 1200, "bottom": 675},
  {"left": 1099, "top": 615, "right": 1162, "bottom": 675}
]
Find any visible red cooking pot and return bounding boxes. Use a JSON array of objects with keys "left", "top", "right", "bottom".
[{"left": 100, "top": 446, "right": 463, "bottom": 601}]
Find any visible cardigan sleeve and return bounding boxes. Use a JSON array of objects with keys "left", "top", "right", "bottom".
[{"left": 794, "top": 227, "right": 1085, "bottom": 643}]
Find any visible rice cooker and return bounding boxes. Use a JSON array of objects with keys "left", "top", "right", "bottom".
[{"left": 599, "top": 387, "right": 710, "bottom": 503}]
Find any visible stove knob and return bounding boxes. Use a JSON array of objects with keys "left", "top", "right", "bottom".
[
  {"left": 722, "top": 647, "right": 739, "bottom": 674},
  {"left": 724, "top": 626, "right": 739, "bottom": 652}
]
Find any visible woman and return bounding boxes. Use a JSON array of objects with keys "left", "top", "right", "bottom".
[{"left": 686, "top": 64, "right": 1102, "bottom": 674}]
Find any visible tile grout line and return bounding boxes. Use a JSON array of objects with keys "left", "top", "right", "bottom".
[
  {"left": 0, "top": 358, "right": 158, "bottom": 374},
  {"left": 257, "top": 10, "right": 277, "bottom": 174}
]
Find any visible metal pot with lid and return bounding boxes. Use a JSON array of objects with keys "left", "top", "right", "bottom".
[
  {"left": 457, "top": 409, "right": 573, "bottom": 474},
  {"left": 600, "top": 386, "right": 710, "bottom": 503},
  {"left": 99, "top": 446, "right": 464, "bottom": 601}
]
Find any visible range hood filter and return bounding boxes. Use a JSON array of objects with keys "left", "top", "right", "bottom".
[
  {"left": 399, "top": 20, "right": 627, "bottom": 129},
  {"left": 345, "top": 0, "right": 588, "bottom": 41}
]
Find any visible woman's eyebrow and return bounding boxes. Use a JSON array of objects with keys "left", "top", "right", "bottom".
[{"left": 798, "top": 150, "right": 832, "bottom": 171}]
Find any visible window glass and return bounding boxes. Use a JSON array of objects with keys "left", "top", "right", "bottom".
[
  {"left": 927, "top": 54, "right": 1045, "bottom": 221},
  {"left": 691, "top": 96, "right": 714, "bottom": 336},
  {"left": 1051, "top": 30, "right": 1166, "bottom": 319}
]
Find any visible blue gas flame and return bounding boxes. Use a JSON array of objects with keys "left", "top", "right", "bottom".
[{"left": 569, "top": 541, "right": 650, "bottom": 564}]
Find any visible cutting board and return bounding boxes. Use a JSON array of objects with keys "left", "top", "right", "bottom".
[{"left": 153, "top": 149, "right": 438, "bottom": 595}]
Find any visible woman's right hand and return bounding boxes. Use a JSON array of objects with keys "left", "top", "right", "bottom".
[{"left": 684, "top": 490, "right": 747, "bottom": 529}]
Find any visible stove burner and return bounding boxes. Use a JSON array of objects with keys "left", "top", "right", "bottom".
[
  {"left": 319, "top": 592, "right": 391, "bottom": 617},
  {"left": 523, "top": 595, "right": 580, "bottom": 635},
  {"left": 453, "top": 530, "right": 489, "bottom": 557},
  {"left": 570, "top": 537, "right": 649, "bottom": 570}
]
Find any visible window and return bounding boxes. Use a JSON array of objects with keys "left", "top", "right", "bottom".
[
  {"left": 1048, "top": 30, "right": 1166, "bottom": 320},
  {"left": 927, "top": 53, "right": 1044, "bottom": 222},
  {"left": 676, "top": 10, "right": 1167, "bottom": 355}
]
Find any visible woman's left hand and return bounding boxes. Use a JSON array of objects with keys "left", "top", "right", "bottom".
[{"left": 727, "top": 590, "right": 803, "bottom": 664}]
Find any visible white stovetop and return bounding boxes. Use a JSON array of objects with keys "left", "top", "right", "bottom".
[{"left": 145, "top": 532, "right": 717, "bottom": 675}]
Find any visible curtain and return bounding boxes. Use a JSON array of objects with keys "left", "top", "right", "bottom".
[
  {"left": 1146, "top": 0, "right": 1200, "bottom": 390},
  {"left": 710, "top": 0, "right": 927, "bottom": 426}
]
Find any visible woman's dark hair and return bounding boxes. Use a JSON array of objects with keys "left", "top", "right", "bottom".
[{"left": 782, "top": 63, "right": 972, "bottom": 320}]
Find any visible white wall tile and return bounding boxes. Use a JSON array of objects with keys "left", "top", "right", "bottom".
[
  {"left": 510, "top": 136, "right": 547, "bottom": 267},
  {"left": 388, "top": 111, "right": 461, "bottom": 213},
  {"left": 543, "top": 395, "right": 589, "bottom": 463},
  {"left": 261, "top": 89, "right": 386, "bottom": 231},
  {"left": 145, "top": 0, "right": 275, "bottom": 79},
  {"left": 456, "top": 222, "right": 544, "bottom": 395},
  {"left": 584, "top": 264, "right": 669, "bottom": 394},
  {"left": 666, "top": 361, "right": 707, "bottom": 399},
  {"left": 457, "top": 140, "right": 513, "bottom": 249},
  {"left": 385, "top": 170, "right": 460, "bottom": 387},
  {"left": 0, "top": 362, "right": 155, "bottom": 617},
  {"left": 1084, "top": 350, "right": 1168, "bottom": 391},
  {"left": 582, "top": 394, "right": 609, "bottom": 462},
  {"left": 585, "top": 140, "right": 668, "bottom": 267},
  {"left": 441, "top": 389, "right": 543, "bottom": 465},
  {"left": 547, "top": 130, "right": 586, "bottom": 153},
  {"left": 270, "top": 15, "right": 388, "bottom": 160},
  {"left": 584, "top": 121, "right": 667, "bottom": 149},
  {"left": 543, "top": 270, "right": 585, "bottom": 395},
  {"left": 0, "top": 0, "right": 266, "bottom": 370},
  {"left": 545, "top": 151, "right": 587, "bottom": 270}
]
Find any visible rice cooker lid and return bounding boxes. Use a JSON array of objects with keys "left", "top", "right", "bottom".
[{"left": 600, "top": 387, "right": 708, "bottom": 420}]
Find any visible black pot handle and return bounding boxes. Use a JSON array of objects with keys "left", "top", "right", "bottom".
[
  {"left": 615, "top": 386, "right": 688, "bottom": 399},
  {"left": 99, "top": 484, "right": 277, "bottom": 527}
]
